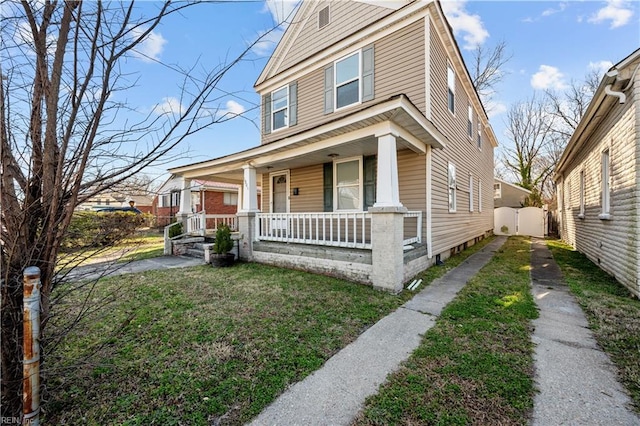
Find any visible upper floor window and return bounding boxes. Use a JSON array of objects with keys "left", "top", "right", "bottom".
[
  {"left": 272, "top": 86, "right": 289, "bottom": 131},
  {"left": 318, "top": 6, "right": 330, "bottom": 29},
  {"left": 494, "top": 182, "right": 501, "bottom": 199},
  {"left": 324, "top": 46, "right": 374, "bottom": 114},
  {"left": 263, "top": 82, "right": 297, "bottom": 135},
  {"left": 335, "top": 52, "right": 361, "bottom": 109},
  {"left": 477, "top": 124, "right": 482, "bottom": 150},
  {"left": 447, "top": 65, "right": 455, "bottom": 114},
  {"left": 467, "top": 105, "right": 473, "bottom": 139},
  {"left": 448, "top": 162, "right": 457, "bottom": 212}
]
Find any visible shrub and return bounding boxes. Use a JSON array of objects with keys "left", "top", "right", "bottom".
[
  {"left": 168, "top": 221, "right": 183, "bottom": 238},
  {"left": 62, "top": 211, "right": 145, "bottom": 251},
  {"left": 213, "top": 224, "right": 233, "bottom": 254}
]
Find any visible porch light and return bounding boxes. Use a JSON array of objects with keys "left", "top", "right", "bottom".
[{"left": 328, "top": 153, "right": 339, "bottom": 158}]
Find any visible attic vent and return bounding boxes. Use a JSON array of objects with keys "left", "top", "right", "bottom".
[{"left": 318, "top": 6, "right": 330, "bottom": 29}]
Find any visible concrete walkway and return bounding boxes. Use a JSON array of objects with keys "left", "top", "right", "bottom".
[
  {"left": 530, "top": 238, "right": 640, "bottom": 425},
  {"left": 248, "top": 236, "right": 508, "bottom": 426},
  {"left": 64, "top": 255, "right": 205, "bottom": 281}
]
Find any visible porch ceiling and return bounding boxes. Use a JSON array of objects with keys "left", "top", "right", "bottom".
[{"left": 169, "top": 95, "right": 448, "bottom": 182}]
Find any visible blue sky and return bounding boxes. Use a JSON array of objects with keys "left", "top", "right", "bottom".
[{"left": 113, "top": 0, "right": 640, "bottom": 183}]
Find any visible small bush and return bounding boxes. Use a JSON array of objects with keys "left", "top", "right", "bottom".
[
  {"left": 168, "top": 221, "right": 183, "bottom": 238},
  {"left": 213, "top": 224, "right": 233, "bottom": 254},
  {"left": 63, "top": 211, "right": 146, "bottom": 251}
]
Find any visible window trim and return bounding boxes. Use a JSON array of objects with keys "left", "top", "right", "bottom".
[
  {"left": 333, "top": 156, "right": 363, "bottom": 212},
  {"left": 223, "top": 192, "right": 238, "bottom": 206},
  {"left": 494, "top": 182, "right": 502, "bottom": 199},
  {"left": 478, "top": 178, "right": 482, "bottom": 212},
  {"left": 599, "top": 149, "right": 611, "bottom": 220},
  {"left": 448, "top": 162, "right": 457, "bottom": 213},
  {"left": 271, "top": 84, "right": 289, "bottom": 132},
  {"left": 469, "top": 174, "right": 474, "bottom": 212},
  {"left": 334, "top": 51, "right": 362, "bottom": 111},
  {"left": 578, "top": 169, "right": 585, "bottom": 219},
  {"left": 447, "top": 64, "right": 455, "bottom": 114},
  {"left": 467, "top": 105, "right": 473, "bottom": 139}
]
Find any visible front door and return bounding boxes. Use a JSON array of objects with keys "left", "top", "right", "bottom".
[{"left": 272, "top": 174, "right": 288, "bottom": 213}]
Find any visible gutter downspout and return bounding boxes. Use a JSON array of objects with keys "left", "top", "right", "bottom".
[{"left": 604, "top": 69, "right": 626, "bottom": 104}]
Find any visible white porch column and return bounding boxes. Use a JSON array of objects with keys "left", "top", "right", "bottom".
[
  {"left": 373, "top": 132, "right": 403, "bottom": 208},
  {"left": 237, "top": 164, "right": 259, "bottom": 262},
  {"left": 177, "top": 178, "right": 192, "bottom": 227},
  {"left": 240, "top": 165, "right": 259, "bottom": 212}
]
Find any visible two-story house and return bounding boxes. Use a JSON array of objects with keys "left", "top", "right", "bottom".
[{"left": 169, "top": 0, "right": 498, "bottom": 292}]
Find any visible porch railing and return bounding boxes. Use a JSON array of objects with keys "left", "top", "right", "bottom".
[
  {"left": 256, "top": 212, "right": 372, "bottom": 249},
  {"left": 186, "top": 212, "right": 238, "bottom": 235},
  {"left": 403, "top": 211, "right": 423, "bottom": 246},
  {"left": 186, "top": 211, "right": 206, "bottom": 236}
]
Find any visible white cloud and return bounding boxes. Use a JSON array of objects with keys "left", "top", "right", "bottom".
[
  {"left": 531, "top": 65, "right": 567, "bottom": 90},
  {"left": 588, "top": 0, "right": 634, "bottom": 28},
  {"left": 588, "top": 60, "right": 614, "bottom": 75},
  {"left": 440, "top": 0, "right": 489, "bottom": 49},
  {"left": 486, "top": 100, "right": 508, "bottom": 118},
  {"left": 542, "top": 2, "right": 568, "bottom": 17},
  {"left": 152, "top": 97, "right": 185, "bottom": 116},
  {"left": 252, "top": 1, "right": 300, "bottom": 56},
  {"left": 252, "top": 28, "right": 286, "bottom": 56},
  {"left": 130, "top": 26, "right": 167, "bottom": 62},
  {"left": 263, "top": 0, "right": 299, "bottom": 24},
  {"left": 221, "top": 100, "right": 245, "bottom": 116}
]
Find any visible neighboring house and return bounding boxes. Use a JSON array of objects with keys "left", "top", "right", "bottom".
[
  {"left": 493, "top": 179, "right": 532, "bottom": 208},
  {"left": 153, "top": 175, "right": 246, "bottom": 227},
  {"left": 554, "top": 48, "right": 640, "bottom": 298},
  {"left": 168, "top": 0, "right": 498, "bottom": 291},
  {"left": 76, "top": 192, "right": 153, "bottom": 213}
]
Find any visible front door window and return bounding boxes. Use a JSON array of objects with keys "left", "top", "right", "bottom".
[{"left": 272, "top": 174, "right": 288, "bottom": 213}]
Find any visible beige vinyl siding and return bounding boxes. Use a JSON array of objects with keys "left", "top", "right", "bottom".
[
  {"left": 559, "top": 71, "right": 639, "bottom": 296},
  {"left": 428, "top": 15, "right": 494, "bottom": 256},
  {"left": 276, "top": 1, "right": 398, "bottom": 75},
  {"left": 398, "top": 149, "right": 427, "bottom": 241},
  {"left": 262, "top": 19, "right": 426, "bottom": 145},
  {"left": 290, "top": 165, "right": 324, "bottom": 212}
]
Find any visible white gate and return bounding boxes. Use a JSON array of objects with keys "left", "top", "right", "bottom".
[{"left": 494, "top": 206, "right": 544, "bottom": 237}]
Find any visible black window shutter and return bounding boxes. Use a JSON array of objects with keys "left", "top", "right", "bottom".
[
  {"left": 263, "top": 94, "right": 271, "bottom": 134},
  {"left": 323, "top": 162, "right": 333, "bottom": 212},
  {"left": 363, "top": 155, "right": 377, "bottom": 210},
  {"left": 289, "top": 82, "right": 297, "bottom": 126}
]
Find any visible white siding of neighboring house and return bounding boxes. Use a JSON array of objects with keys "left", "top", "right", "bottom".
[{"left": 559, "top": 67, "right": 639, "bottom": 297}]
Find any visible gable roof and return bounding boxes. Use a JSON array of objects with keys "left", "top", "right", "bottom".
[
  {"left": 555, "top": 48, "right": 640, "bottom": 178},
  {"left": 494, "top": 178, "right": 532, "bottom": 195}
]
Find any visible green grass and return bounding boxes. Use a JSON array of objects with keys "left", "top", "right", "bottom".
[
  {"left": 547, "top": 239, "right": 640, "bottom": 411},
  {"left": 44, "top": 263, "right": 414, "bottom": 425},
  {"left": 354, "top": 236, "right": 538, "bottom": 425}
]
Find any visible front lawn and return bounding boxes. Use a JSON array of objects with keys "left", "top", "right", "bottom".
[
  {"left": 547, "top": 239, "right": 640, "bottom": 412},
  {"left": 44, "top": 263, "right": 412, "bottom": 425},
  {"left": 354, "top": 236, "right": 538, "bottom": 425}
]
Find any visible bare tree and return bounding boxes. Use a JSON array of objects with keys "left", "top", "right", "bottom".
[
  {"left": 502, "top": 96, "right": 556, "bottom": 204},
  {"left": 470, "top": 40, "right": 512, "bottom": 108},
  {"left": 0, "top": 1, "right": 281, "bottom": 418}
]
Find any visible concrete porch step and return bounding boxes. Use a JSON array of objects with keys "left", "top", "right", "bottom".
[{"left": 185, "top": 248, "right": 205, "bottom": 259}]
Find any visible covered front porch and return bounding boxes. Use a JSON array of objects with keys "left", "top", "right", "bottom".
[{"left": 168, "top": 95, "right": 447, "bottom": 291}]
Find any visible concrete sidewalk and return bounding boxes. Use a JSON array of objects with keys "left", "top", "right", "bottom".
[
  {"left": 530, "top": 238, "right": 640, "bottom": 425},
  {"left": 248, "top": 236, "right": 507, "bottom": 426},
  {"left": 64, "top": 255, "right": 206, "bottom": 281}
]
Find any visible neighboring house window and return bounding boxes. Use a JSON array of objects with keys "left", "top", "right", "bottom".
[
  {"left": 478, "top": 178, "right": 482, "bottom": 212},
  {"left": 448, "top": 162, "right": 457, "bottom": 212},
  {"left": 477, "top": 126, "right": 482, "bottom": 150},
  {"left": 494, "top": 182, "right": 501, "bottom": 199},
  {"left": 579, "top": 170, "right": 585, "bottom": 218},
  {"left": 334, "top": 157, "right": 363, "bottom": 211},
  {"left": 469, "top": 174, "right": 474, "bottom": 212},
  {"left": 271, "top": 86, "right": 289, "bottom": 131},
  {"left": 318, "top": 5, "right": 330, "bottom": 29},
  {"left": 335, "top": 52, "right": 361, "bottom": 109},
  {"left": 324, "top": 46, "right": 374, "bottom": 114},
  {"left": 468, "top": 105, "right": 473, "bottom": 139},
  {"left": 160, "top": 192, "right": 180, "bottom": 208},
  {"left": 262, "top": 82, "right": 297, "bottom": 134},
  {"left": 224, "top": 192, "right": 238, "bottom": 206},
  {"left": 447, "top": 64, "right": 455, "bottom": 114},
  {"left": 601, "top": 149, "right": 610, "bottom": 218}
]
